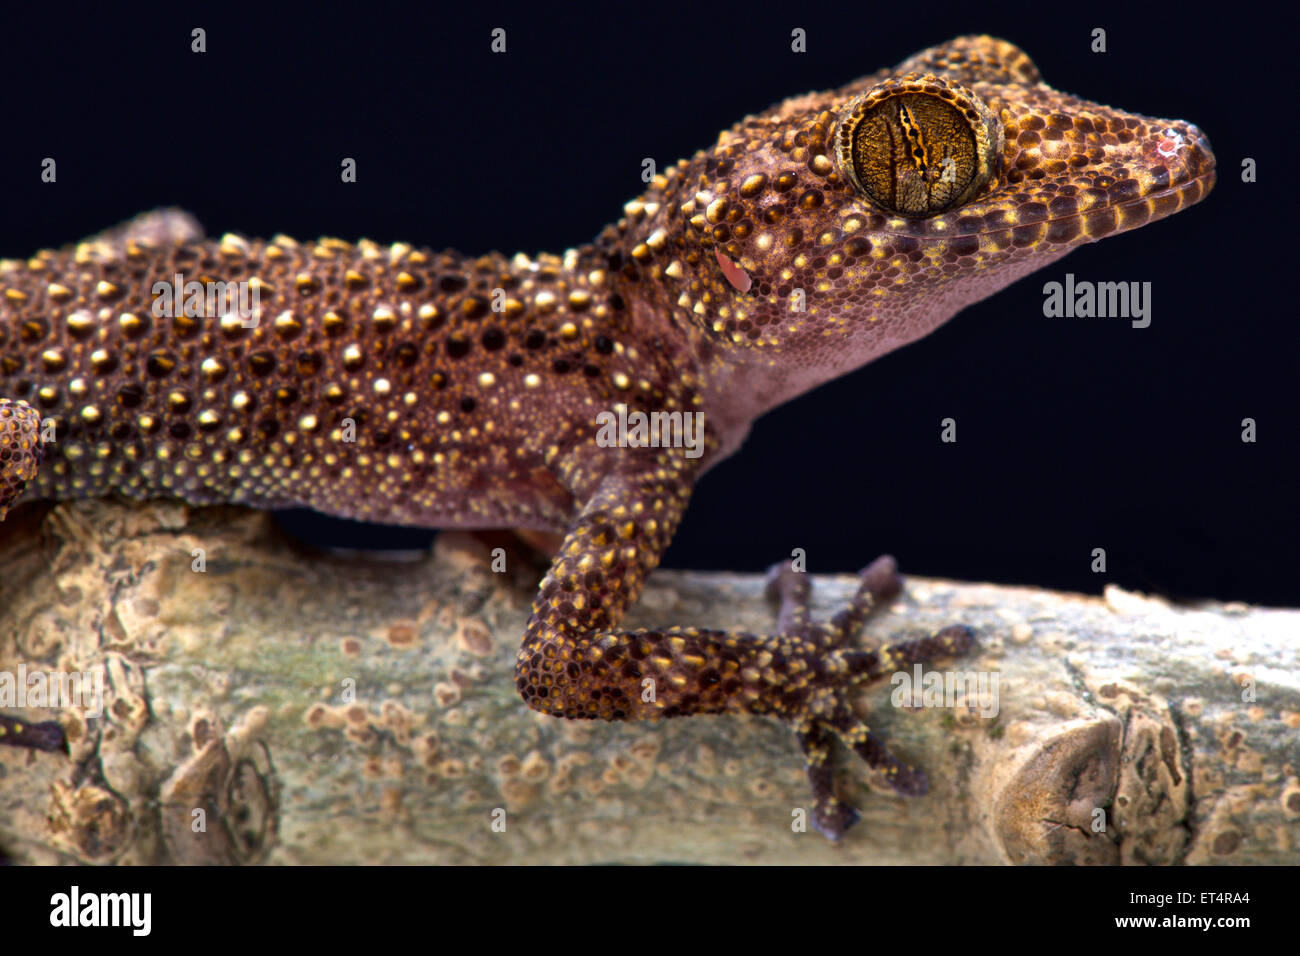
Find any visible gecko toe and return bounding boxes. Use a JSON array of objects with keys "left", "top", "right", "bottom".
[
  {"left": 856, "top": 554, "right": 901, "bottom": 600},
  {"left": 0, "top": 714, "right": 68, "bottom": 753},
  {"left": 765, "top": 560, "right": 812, "bottom": 634}
]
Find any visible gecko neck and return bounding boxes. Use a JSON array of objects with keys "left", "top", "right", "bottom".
[{"left": 677, "top": 246, "right": 1075, "bottom": 464}]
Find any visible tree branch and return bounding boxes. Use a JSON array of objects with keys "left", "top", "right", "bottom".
[{"left": 1, "top": 500, "right": 1296, "bottom": 864}]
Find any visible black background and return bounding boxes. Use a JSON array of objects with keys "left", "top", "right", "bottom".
[
  {"left": 0, "top": 863, "right": 1281, "bottom": 938},
  {"left": 1, "top": 1, "right": 1293, "bottom": 605}
]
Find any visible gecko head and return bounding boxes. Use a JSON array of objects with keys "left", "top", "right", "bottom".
[{"left": 651, "top": 36, "right": 1214, "bottom": 389}]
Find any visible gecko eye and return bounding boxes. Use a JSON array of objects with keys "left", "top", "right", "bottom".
[{"left": 834, "top": 73, "right": 1002, "bottom": 217}]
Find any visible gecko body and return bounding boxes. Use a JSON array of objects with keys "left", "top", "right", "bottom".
[{"left": 0, "top": 37, "right": 1214, "bottom": 837}]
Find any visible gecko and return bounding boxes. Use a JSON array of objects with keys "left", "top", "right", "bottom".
[{"left": 0, "top": 36, "right": 1213, "bottom": 839}]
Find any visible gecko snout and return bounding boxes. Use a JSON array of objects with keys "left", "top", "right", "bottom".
[{"left": 1143, "top": 119, "right": 1216, "bottom": 207}]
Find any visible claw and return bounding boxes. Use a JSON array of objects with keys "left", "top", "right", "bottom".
[{"left": 811, "top": 802, "right": 861, "bottom": 841}]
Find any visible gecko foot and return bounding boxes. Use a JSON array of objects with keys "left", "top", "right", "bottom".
[{"left": 766, "top": 555, "right": 974, "bottom": 840}]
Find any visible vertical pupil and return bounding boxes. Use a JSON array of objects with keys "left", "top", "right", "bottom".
[{"left": 899, "top": 103, "right": 927, "bottom": 171}]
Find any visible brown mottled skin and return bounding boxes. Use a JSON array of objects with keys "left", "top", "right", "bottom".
[{"left": 0, "top": 37, "right": 1213, "bottom": 838}]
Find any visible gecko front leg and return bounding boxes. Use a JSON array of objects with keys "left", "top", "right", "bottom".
[
  {"left": 515, "top": 454, "right": 973, "bottom": 840},
  {"left": 0, "top": 399, "right": 43, "bottom": 521}
]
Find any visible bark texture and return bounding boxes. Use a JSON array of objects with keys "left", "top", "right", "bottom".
[{"left": 1, "top": 500, "right": 1297, "bottom": 865}]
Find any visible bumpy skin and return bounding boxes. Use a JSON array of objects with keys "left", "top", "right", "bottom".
[{"left": 0, "top": 37, "right": 1214, "bottom": 837}]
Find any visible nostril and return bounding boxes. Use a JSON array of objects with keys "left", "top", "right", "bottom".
[
  {"left": 1154, "top": 128, "right": 1189, "bottom": 160},
  {"left": 1151, "top": 122, "right": 1215, "bottom": 179}
]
